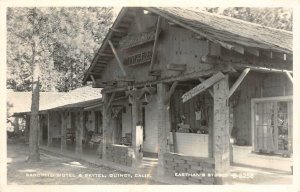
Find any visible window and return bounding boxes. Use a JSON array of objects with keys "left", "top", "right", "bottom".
[{"left": 252, "top": 97, "right": 292, "bottom": 155}]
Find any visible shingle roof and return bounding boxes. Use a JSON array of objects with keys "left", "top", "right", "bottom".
[
  {"left": 40, "top": 86, "right": 102, "bottom": 111},
  {"left": 148, "top": 7, "right": 292, "bottom": 53},
  {"left": 7, "top": 90, "right": 64, "bottom": 116},
  {"left": 7, "top": 86, "right": 102, "bottom": 116}
]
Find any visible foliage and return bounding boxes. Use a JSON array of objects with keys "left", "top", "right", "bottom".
[
  {"left": 7, "top": 7, "right": 114, "bottom": 92},
  {"left": 203, "top": 7, "right": 292, "bottom": 31}
]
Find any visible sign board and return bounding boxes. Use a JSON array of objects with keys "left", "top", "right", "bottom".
[
  {"left": 119, "top": 30, "right": 160, "bottom": 49},
  {"left": 182, "top": 72, "right": 225, "bottom": 103},
  {"left": 123, "top": 51, "right": 152, "bottom": 66}
]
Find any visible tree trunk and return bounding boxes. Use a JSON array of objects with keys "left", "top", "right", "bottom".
[{"left": 27, "top": 33, "right": 40, "bottom": 162}]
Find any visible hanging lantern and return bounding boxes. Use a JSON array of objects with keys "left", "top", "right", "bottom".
[
  {"left": 128, "top": 94, "right": 133, "bottom": 106},
  {"left": 141, "top": 93, "right": 149, "bottom": 105}
]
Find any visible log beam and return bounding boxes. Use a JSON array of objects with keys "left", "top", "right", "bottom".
[
  {"left": 90, "top": 75, "right": 96, "bottom": 86},
  {"left": 99, "top": 53, "right": 114, "bottom": 57},
  {"left": 199, "top": 77, "right": 214, "bottom": 97},
  {"left": 232, "top": 44, "right": 244, "bottom": 55},
  {"left": 149, "top": 16, "right": 161, "bottom": 73},
  {"left": 284, "top": 70, "right": 293, "bottom": 84},
  {"left": 106, "top": 92, "right": 116, "bottom": 113},
  {"left": 164, "top": 81, "right": 178, "bottom": 105},
  {"left": 108, "top": 40, "right": 127, "bottom": 76},
  {"left": 201, "top": 54, "right": 292, "bottom": 73},
  {"left": 167, "top": 64, "right": 187, "bottom": 71},
  {"left": 245, "top": 47, "right": 260, "bottom": 56},
  {"left": 228, "top": 68, "right": 251, "bottom": 98},
  {"left": 101, "top": 64, "right": 235, "bottom": 93},
  {"left": 109, "top": 27, "right": 127, "bottom": 34}
]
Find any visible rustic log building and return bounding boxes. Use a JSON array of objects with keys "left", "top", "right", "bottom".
[{"left": 83, "top": 7, "right": 293, "bottom": 184}]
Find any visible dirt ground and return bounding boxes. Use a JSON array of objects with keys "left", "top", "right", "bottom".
[
  {"left": 7, "top": 138, "right": 163, "bottom": 185},
  {"left": 7, "top": 137, "right": 292, "bottom": 185}
]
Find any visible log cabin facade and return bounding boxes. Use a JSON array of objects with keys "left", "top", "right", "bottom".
[{"left": 83, "top": 7, "right": 293, "bottom": 184}]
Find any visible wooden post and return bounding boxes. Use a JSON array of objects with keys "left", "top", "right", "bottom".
[
  {"left": 47, "top": 112, "right": 52, "bottom": 147},
  {"left": 76, "top": 111, "right": 84, "bottom": 154},
  {"left": 213, "top": 74, "right": 230, "bottom": 184},
  {"left": 131, "top": 91, "right": 143, "bottom": 168},
  {"left": 61, "top": 112, "right": 67, "bottom": 151},
  {"left": 157, "top": 83, "right": 171, "bottom": 175},
  {"left": 100, "top": 93, "right": 109, "bottom": 159}
]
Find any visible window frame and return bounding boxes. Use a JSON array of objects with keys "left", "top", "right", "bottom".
[{"left": 251, "top": 96, "right": 293, "bottom": 154}]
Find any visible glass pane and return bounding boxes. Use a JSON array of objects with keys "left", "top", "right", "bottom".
[
  {"left": 278, "top": 102, "right": 288, "bottom": 113},
  {"left": 277, "top": 102, "right": 289, "bottom": 151}
]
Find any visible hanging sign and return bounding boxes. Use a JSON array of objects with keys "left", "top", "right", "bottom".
[
  {"left": 182, "top": 72, "right": 225, "bottom": 103},
  {"left": 119, "top": 30, "right": 160, "bottom": 49}
]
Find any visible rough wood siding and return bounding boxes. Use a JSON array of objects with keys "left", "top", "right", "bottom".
[
  {"left": 231, "top": 72, "right": 293, "bottom": 146},
  {"left": 263, "top": 73, "right": 293, "bottom": 97},
  {"left": 157, "top": 20, "right": 212, "bottom": 77},
  {"left": 100, "top": 15, "right": 212, "bottom": 84}
]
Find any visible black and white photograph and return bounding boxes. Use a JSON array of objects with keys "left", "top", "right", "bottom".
[{"left": 1, "top": 1, "right": 300, "bottom": 191}]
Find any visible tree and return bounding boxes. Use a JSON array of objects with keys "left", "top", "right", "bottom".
[
  {"left": 7, "top": 7, "right": 113, "bottom": 92},
  {"left": 7, "top": 7, "right": 113, "bottom": 162},
  {"left": 27, "top": 8, "right": 42, "bottom": 162}
]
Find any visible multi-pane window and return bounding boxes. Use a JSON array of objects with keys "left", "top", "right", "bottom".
[{"left": 253, "top": 98, "right": 292, "bottom": 155}]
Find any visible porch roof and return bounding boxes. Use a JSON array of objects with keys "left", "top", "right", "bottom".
[
  {"left": 40, "top": 86, "right": 102, "bottom": 111},
  {"left": 7, "top": 90, "right": 64, "bottom": 117},
  {"left": 83, "top": 7, "right": 292, "bottom": 83},
  {"left": 8, "top": 86, "right": 102, "bottom": 116}
]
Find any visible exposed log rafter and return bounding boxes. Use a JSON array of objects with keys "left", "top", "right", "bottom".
[
  {"left": 149, "top": 16, "right": 162, "bottom": 74},
  {"left": 199, "top": 77, "right": 214, "bottom": 98},
  {"left": 284, "top": 70, "right": 293, "bottom": 84},
  {"left": 108, "top": 40, "right": 127, "bottom": 76},
  {"left": 164, "top": 81, "right": 179, "bottom": 105},
  {"left": 106, "top": 92, "right": 116, "bottom": 113},
  {"left": 228, "top": 68, "right": 251, "bottom": 98}
]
